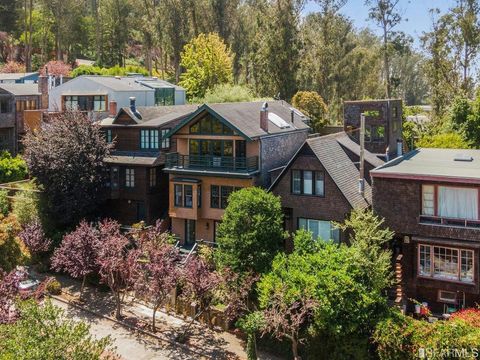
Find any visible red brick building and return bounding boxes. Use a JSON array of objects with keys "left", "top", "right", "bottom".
[{"left": 372, "top": 148, "right": 480, "bottom": 313}]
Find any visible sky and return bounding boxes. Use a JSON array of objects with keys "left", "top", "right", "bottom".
[{"left": 304, "top": 0, "right": 456, "bottom": 47}]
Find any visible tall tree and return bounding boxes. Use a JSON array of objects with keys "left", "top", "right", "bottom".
[{"left": 366, "top": 0, "right": 403, "bottom": 98}]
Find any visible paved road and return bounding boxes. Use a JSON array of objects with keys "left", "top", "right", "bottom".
[{"left": 51, "top": 298, "right": 205, "bottom": 360}]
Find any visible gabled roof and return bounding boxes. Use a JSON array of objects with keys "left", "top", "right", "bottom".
[
  {"left": 0, "top": 83, "right": 40, "bottom": 96},
  {"left": 167, "top": 101, "right": 310, "bottom": 140},
  {"left": 334, "top": 132, "right": 384, "bottom": 168},
  {"left": 371, "top": 148, "right": 480, "bottom": 183},
  {"left": 71, "top": 76, "right": 154, "bottom": 92},
  {"left": 269, "top": 132, "right": 378, "bottom": 209}
]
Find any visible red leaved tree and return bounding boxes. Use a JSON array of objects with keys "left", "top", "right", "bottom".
[
  {"left": 0, "top": 268, "right": 26, "bottom": 324},
  {"left": 40, "top": 60, "right": 72, "bottom": 77},
  {"left": 51, "top": 220, "right": 99, "bottom": 299},
  {"left": 262, "top": 290, "right": 317, "bottom": 360},
  {"left": 18, "top": 220, "right": 52, "bottom": 256},
  {"left": 0, "top": 60, "right": 25, "bottom": 73},
  {"left": 135, "top": 241, "right": 180, "bottom": 332},
  {"left": 97, "top": 219, "right": 137, "bottom": 319},
  {"left": 179, "top": 255, "right": 221, "bottom": 341}
]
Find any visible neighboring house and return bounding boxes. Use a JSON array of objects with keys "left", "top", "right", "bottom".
[
  {"left": 99, "top": 99, "right": 198, "bottom": 225},
  {"left": 0, "top": 72, "right": 39, "bottom": 84},
  {"left": 344, "top": 99, "right": 403, "bottom": 160},
  {"left": 48, "top": 76, "right": 186, "bottom": 119},
  {"left": 0, "top": 83, "right": 41, "bottom": 154},
  {"left": 269, "top": 132, "right": 384, "bottom": 247},
  {"left": 372, "top": 148, "right": 480, "bottom": 313},
  {"left": 163, "top": 101, "right": 310, "bottom": 245}
]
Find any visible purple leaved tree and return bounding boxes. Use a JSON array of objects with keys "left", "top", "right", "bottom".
[
  {"left": 19, "top": 220, "right": 52, "bottom": 256},
  {"left": 51, "top": 220, "right": 99, "bottom": 299},
  {"left": 0, "top": 268, "right": 26, "bottom": 324},
  {"left": 135, "top": 242, "right": 180, "bottom": 332},
  {"left": 97, "top": 219, "right": 137, "bottom": 320}
]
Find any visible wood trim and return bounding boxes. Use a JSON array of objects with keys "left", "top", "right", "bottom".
[{"left": 371, "top": 172, "right": 480, "bottom": 184}]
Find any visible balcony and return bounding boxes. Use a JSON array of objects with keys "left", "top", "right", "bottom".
[
  {"left": 165, "top": 153, "right": 259, "bottom": 175},
  {"left": 419, "top": 215, "right": 480, "bottom": 229}
]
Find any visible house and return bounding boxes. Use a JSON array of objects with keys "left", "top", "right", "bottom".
[
  {"left": 48, "top": 75, "right": 186, "bottom": 119},
  {"left": 372, "top": 148, "right": 480, "bottom": 313},
  {"left": 344, "top": 99, "right": 403, "bottom": 160},
  {"left": 0, "top": 72, "right": 39, "bottom": 84},
  {"left": 163, "top": 101, "right": 310, "bottom": 245},
  {"left": 99, "top": 99, "right": 198, "bottom": 225},
  {"left": 269, "top": 132, "right": 384, "bottom": 247},
  {"left": 0, "top": 83, "right": 42, "bottom": 154}
]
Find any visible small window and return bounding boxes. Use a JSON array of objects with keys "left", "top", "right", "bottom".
[
  {"left": 161, "top": 129, "right": 170, "bottom": 149},
  {"left": 221, "top": 186, "right": 233, "bottom": 209},
  {"left": 211, "top": 185, "right": 234, "bottom": 209},
  {"left": 211, "top": 185, "right": 220, "bottom": 209},
  {"left": 315, "top": 171, "right": 324, "bottom": 196},
  {"left": 149, "top": 168, "right": 156, "bottom": 187},
  {"left": 106, "top": 129, "right": 113, "bottom": 144},
  {"left": 422, "top": 185, "right": 435, "bottom": 216},
  {"left": 184, "top": 185, "right": 193, "bottom": 208},
  {"left": 125, "top": 168, "right": 135, "bottom": 188},
  {"left": 438, "top": 290, "right": 457, "bottom": 304},
  {"left": 174, "top": 184, "right": 183, "bottom": 207},
  {"left": 292, "top": 170, "right": 324, "bottom": 196},
  {"left": 303, "top": 171, "right": 313, "bottom": 195}
]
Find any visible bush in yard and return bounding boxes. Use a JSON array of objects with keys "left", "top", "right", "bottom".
[
  {"left": 0, "top": 151, "right": 28, "bottom": 183},
  {"left": 0, "top": 189, "right": 9, "bottom": 216},
  {"left": 416, "top": 132, "right": 471, "bottom": 149},
  {"left": 215, "top": 187, "right": 285, "bottom": 274},
  {"left": 0, "top": 299, "right": 115, "bottom": 359},
  {"left": 0, "top": 215, "right": 30, "bottom": 272},
  {"left": 46, "top": 279, "right": 62, "bottom": 295},
  {"left": 23, "top": 111, "right": 112, "bottom": 226},
  {"left": 197, "top": 84, "right": 258, "bottom": 103},
  {"left": 11, "top": 187, "right": 40, "bottom": 226}
]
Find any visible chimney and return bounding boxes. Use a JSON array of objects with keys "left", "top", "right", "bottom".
[
  {"left": 38, "top": 75, "right": 49, "bottom": 109},
  {"left": 109, "top": 101, "right": 117, "bottom": 117},
  {"left": 396, "top": 139, "right": 403, "bottom": 158},
  {"left": 260, "top": 102, "right": 269, "bottom": 133},
  {"left": 291, "top": 109, "right": 295, "bottom": 124},
  {"left": 130, "top": 97, "right": 137, "bottom": 113}
]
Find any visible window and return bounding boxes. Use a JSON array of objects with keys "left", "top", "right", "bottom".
[
  {"left": 0, "top": 98, "right": 11, "bottom": 113},
  {"left": 211, "top": 185, "right": 236, "bottom": 209},
  {"left": 189, "top": 139, "right": 234, "bottom": 157},
  {"left": 105, "top": 129, "right": 113, "bottom": 143},
  {"left": 63, "top": 95, "right": 105, "bottom": 111},
  {"left": 154, "top": 88, "right": 175, "bottom": 106},
  {"left": 421, "top": 184, "right": 479, "bottom": 221},
  {"left": 16, "top": 100, "right": 37, "bottom": 111},
  {"left": 291, "top": 170, "right": 325, "bottom": 196},
  {"left": 189, "top": 114, "right": 234, "bottom": 135},
  {"left": 298, "top": 218, "right": 340, "bottom": 243},
  {"left": 125, "top": 168, "right": 135, "bottom": 188},
  {"left": 418, "top": 244, "right": 474, "bottom": 283},
  {"left": 149, "top": 168, "right": 156, "bottom": 187},
  {"left": 161, "top": 129, "right": 170, "bottom": 149},
  {"left": 173, "top": 184, "right": 193, "bottom": 208},
  {"left": 140, "top": 129, "right": 159, "bottom": 150},
  {"left": 438, "top": 290, "right": 457, "bottom": 304}
]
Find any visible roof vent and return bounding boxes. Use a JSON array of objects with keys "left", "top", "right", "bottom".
[
  {"left": 115, "top": 76, "right": 121, "bottom": 80},
  {"left": 454, "top": 154, "right": 473, "bottom": 162}
]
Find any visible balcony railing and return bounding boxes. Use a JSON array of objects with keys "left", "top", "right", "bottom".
[
  {"left": 165, "top": 153, "right": 259, "bottom": 174},
  {"left": 419, "top": 215, "right": 480, "bottom": 229}
]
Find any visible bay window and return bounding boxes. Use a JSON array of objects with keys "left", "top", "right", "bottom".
[
  {"left": 173, "top": 184, "right": 193, "bottom": 208},
  {"left": 298, "top": 218, "right": 340, "bottom": 243},
  {"left": 418, "top": 244, "right": 474, "bottom": 283},
  {"left": 291, "top": 170, "right": 325, "bottom": 196}
]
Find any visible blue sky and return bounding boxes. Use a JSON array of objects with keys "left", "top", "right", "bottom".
[{"left": 304, "top": 0, "right": 455, "bottom": 46}]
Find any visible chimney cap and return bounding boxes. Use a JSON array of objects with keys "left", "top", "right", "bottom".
[
  {"left": 262, "top": 102, "right": 268, "bottom": 111},
  {"left": 129, "top": 96, "right": 136, "bottom": 101}
]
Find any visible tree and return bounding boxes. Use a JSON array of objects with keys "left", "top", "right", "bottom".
[
  {"left": 23, "top": 111, "right": 112, "bottom": 226},
  {"left": 51, "top": 221, "right": 100, "bottom": 299},
  {"left": 135, "top": 241, "right": 179, "bottom": 332},
  {"left": 291, "top": 91, "right": 328, "bottom": 131},
  {"left": 97, "top": 219, "right": 136, "bottom": 319},
  {"left": 0, "top": 215, "right": 30, "bottom": 272},
  {"left": 0, "top": 268, "right": 25, "bottom": 324},
  {"left": 366, "top": 0, "right": 403, "bottom": 98},
  {"left": 179, "top": 33, "right": 233, "bottom": 99},
  {"left": 416, "top": 132, "right": 471, "bottom": 149},
  {"left": 18, "top": 220, "right": 51, "bottom": 258},
  {"left": 0, "top": 190, "right": 8, "bottom": 216},
  {"left": 0, "top": 61, "right": 25, "bottom": 73},
  {"left": 179, "top": 256, "right": 221, "bottom": 340},
  {"left": 0, "top": 300, "right": 115, "bottom": 359},
  {"left": 0, "top": 151, "right": 28, "bottom": 184},
  {"left": 0, "top": 0, "right": 20, "bottom": 34},
  {"left": 39, "top": 60, "right": 72, "bottom": 76},
  {"left": 215, "top": 187, "right": 284, "bottom": 274},
  {"left": 198, "top": 84, "right": 257, "bottom": 103}
]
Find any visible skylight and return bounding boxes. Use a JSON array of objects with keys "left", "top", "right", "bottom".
[
  {"left": 268, "top": 113, "right": 291, "bottom": 129},
  {"left": 454, "top": 154, "right": 474, "bottom": 162}
]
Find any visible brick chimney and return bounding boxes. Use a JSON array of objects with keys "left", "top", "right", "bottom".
[
  {"left": 109, "top": 100, "right": 117, "bottom": 117},
  {"left": 38, "top": 75, "right": 49, "bottom": 109},
  {"left": 260, "top": 102, "right": 269, "bottom": 133}
]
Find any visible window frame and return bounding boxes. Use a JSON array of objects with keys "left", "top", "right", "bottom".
[
  {"left": 161, "top": 128, "right": 170, "bottom": 149},
  {"left": 125, "top": 168, "right": 135, "bottom": 188},
  {"left": 173, "top": 183, "right": 193, "bottom": 208},
  {"left": 140, "top": 129, "right": 160, "bottom": 150},
  {"left": 291, "top": 170, "right": 325, "bottom": 197},
  {"left": 418, "top": 243, "right": 475, "bottom": 284},
  {"left": 297, "top": 218, "right": 340, "bottom": 243},
  {"left": 210, "top": 185, "right": 238, "bottom": 209}
]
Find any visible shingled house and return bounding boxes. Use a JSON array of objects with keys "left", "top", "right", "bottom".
[
  {"left": 372, "top": 148, "right": 480, "bottom": 313},
  {"left": 270, "top": 132, "right": 384, "bottom": 247}
]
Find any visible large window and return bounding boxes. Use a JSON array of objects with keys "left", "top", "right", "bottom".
[
  {"left": 189, "top": 114, "right": 234, "bottom": 135},
  {"left": 140, "top": 129, "right": 159, "bottom": 150},
  {"left": 291, "top": 170, "right": 324, "bottom": 196},
  {"left": 173, "top": 184, "right": 193, "bottom": 208},
  {"left": 154, "top": 88, "right": 175, "bottom": 106},
  {"left": 298, "top": 218, "right": 340, "bottom": 243},
  {"left": 125, "top": 168, "right": 135, "bottom": 188},
  {"left": 419, "top": 244, "right": 474, "bottom": 283},
  {"left": 63, "top": 95, "right": 105, "bottom": 111},
  {"left": 189, "top": 139, "right": 234, "bottom": 157},
  {"left": 16, "top": 100, "right": 37, "bottom": 111},
  {"left": 210, "top": 185, "right": 241, "bottom": 209},
  {"left": 422, "top": 185, "right": 478, "bottom": 220},
  {"left": 161, "top": 129, "right": 170, "bottom": 149}
]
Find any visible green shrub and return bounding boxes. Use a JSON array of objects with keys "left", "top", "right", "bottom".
[
  {"left": 0, "top": 151, "right": 28, "bottom": 183},
  {"left": 416, "top": 132, "right": 471, "bottom": 149},
  {"left": 11, "top": 190, "right": 40, "bottom": 226},
  {"left": 0, "top": 189, "right": 9, "bottom": 216},
  {"left": 0, "top": 215, "right": 30, "bottom": 271},
  {"left": 197, "top": 84, "right": 258, "bottom": 103},
  {"left": 46, "top": 279, "right": 62, "bottom": 295}
]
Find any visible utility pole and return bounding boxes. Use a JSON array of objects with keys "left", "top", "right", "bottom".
[{"left": 358, "top": 113, "right": 365, "bottom": 197}]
